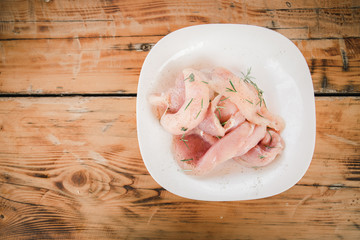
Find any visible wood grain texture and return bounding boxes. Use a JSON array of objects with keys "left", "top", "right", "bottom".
[
  {"left": 1, "top": 0, "right": 359, "bottom": 94},
  {"left": 0, "top": 37, "right": 359, "bottom": 94},
  {"left": 0, "top": 97, "right": 359, "bottom": 239},
  {"left": 0, "top": 0, "right": 359, "bottom": 39},
  {"left": 0, "top": 36, "right": 159, "bottom": 94}
]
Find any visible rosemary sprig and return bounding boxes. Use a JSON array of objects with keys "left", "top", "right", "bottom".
[
  {"left": 216, "top": 136, "right": 222, "bottom": 139},
  {"left": 184, "top": 98, "right": 193, "bottom": 111},
  {"left": 241, "top": 68, "right": 266, "bottom": 107},
  {"left": 181, "top": 158, "right": 193, "bottom": 162},
  {"left": 202, "top": 80, "right": 208, "bottom": 84},
  {"left": 259, "top": 155, "right": 265, "bottom": 159},
  {"left": 241, "top": 67, "right": 255, "bottom": 82},
  {"left": 226, "top": 80, "right": 237, "bottom": 92},
  {"left": 184, "top": 73, "right": 195, "bottom": 82},
  {"left": 181, "top": 127, "right": 188, "bottom": 131},
  {"left": 221, "top": 121, "right": 227, "bottom": 126}
]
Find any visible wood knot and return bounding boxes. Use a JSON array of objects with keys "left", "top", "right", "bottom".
[
  {"left": 71, "top": 170, "right": 87, "bottom": 187},
  {"left": 140, "top": 43, "right": 152, "bottom": 51}
]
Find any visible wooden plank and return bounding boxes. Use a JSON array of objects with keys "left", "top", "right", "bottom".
[
  {"left": 0, "top": 37, "right": 359, "bottom": 94},
  {"left": 1, "top": 0, "right": 359, "bottom": 22},
  {"left": 0, "top": 0, "right": 359, "bottom": 39},
  {"left": 0, "top": 96, "right": 359, "bottom": 239},
  {"left": 0, "top": 36, "right": 161, "bottom": 94},
  {"left": 247, "top": 0, "right": 360, "bottom": 9}
]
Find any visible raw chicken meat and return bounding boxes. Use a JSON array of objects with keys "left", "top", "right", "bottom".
[
  {"left": 159, "top": 69, "right": 210, "bottom": 135},
  {"left": 234, "top": 129, "right": 285, "bottom": 167},
  {"left": 150, "top": 67, "right": 285, "bottom": 175}
]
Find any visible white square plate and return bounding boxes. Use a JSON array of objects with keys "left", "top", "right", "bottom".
[{"left": 136, "top": 24, "right": 316, "bottom": 201}]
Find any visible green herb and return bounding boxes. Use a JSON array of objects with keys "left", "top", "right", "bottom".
[
  {"left": 184, "top": 73, "right": 195, "bottom": 82},
  {"left": 259, "top": 155, "right": 265, "bottom": 159},
  {"left": 184, "top": 98, "right": 193, "bottom": 111},
  {"left": 264, "top": 145, "right": 275, "bottom": 149},
  {"left": 180, "top": 134, "right": 189, "bottom": 149},
  {"left": 195, "top": 98, "right": 204, "bottom": 119},
  {"left": 216, "top": 108, "right": 222, "bottom": 120},
  {"left": 181, "top": 158, "right": 193, "bottom": 162},
  {"left": 216, "top": 136, "right": 222, "bottom": 139},
  {"left": 220, "top": 97, "right": 230, "bottom": 102},
  {"left": 257, "top": 112, "right": 265, "bottom": 118},
  {"left": 195, "top": 110, "right": 201, "bottom": 119},
  {"left": 266, "top": 129, "right": 273, "bottom": 144},
  {"left": 241, "top": 67, "right": 255, "bottom": 83},
  {"left": 226, "top": 80, "right": 237, "bottom": 92},
  {"left": 202, "top": 81, "right": 209, "bottom": 84},
  {"left": 241, "top": 68, "right": 266, "bottom": 107},
  {"left": 245, "top": 99, "right": 253, "bottom": 104},
  {"left": 181, "top": 127, "right": 188, "bottom": 131},
  {"left": 221, "top": 121, "right": 227, "bottom": 126}
]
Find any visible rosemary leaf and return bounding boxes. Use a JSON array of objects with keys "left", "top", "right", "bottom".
[
  {"left": 184, "top": 98, "right": 193, "bottom": 111},
  {"left": 181, "top": 158, "right": 193, "bottom": 162},
  {"left": 195, "top": 110, "right": 201, "bottom": 119},
  {"left": 266, "top": 129, "right": 273, "bottom": 144},
  {"left": 220, "top": 97, "right": 230, "bottom": 102},
  {"left": 226, "top": 87, "right": 236, "bottom": 92},
  {"left": 245, "top": 99, "right": 253, "bottom": 104},
  {"left": 216, "top": 108, "right": 222, "bottom": 120},
  {"left": 264, "top": 145, "right": 275, "bottom": 149},
  {"left": 184, "top": 73, "right": 195, "bottom": 82},
  {"left": 257, "top": 112, "right": 265, "bottom": 118},
  {"left": 229, "top": 80, "right": 237, "bottom": 92}
]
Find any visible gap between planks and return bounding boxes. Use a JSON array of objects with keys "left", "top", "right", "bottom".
[
  {"left": 0, "top": 93, "right": 360, "bottom": 98},
  {"left": 1, "top": 35, "right": 360, "bottom": 42}
]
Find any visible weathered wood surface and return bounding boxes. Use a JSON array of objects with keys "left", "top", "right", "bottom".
[
  {"left": 0, "top": 0, "right": 359, "bottom": 239},
  {"left": 1, "top": 0, "right": 359, "bottom": 39},
  {"left": 0, "top": 97, "right": 359, "bottom": 239},
  {"left": 0, "top": 37, "right": 359, "bottom": 94},
  {"left": 0, "top": 0, "right": 359, "bottom": 94}
]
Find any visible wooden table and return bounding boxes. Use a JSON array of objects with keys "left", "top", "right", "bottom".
[{"left": 0, "top": 1, "right": 359, "bottom": 239}]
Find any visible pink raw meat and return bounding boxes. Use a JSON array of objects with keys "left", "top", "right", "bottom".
[
  {"left": 210, "top": 67, "right": 285, "bottom": 132},
  {"left": 173, "top": 122, "right": 266, "bottom": 175},
  {"left": 234, "top": 129, "right": 285, "bottom": 167},
  {"left": 160, "top": 68, "right": 210, "bottom": 135}
]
